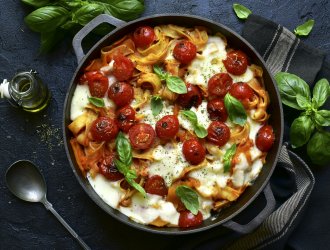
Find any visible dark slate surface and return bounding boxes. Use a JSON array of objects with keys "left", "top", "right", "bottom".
[{"left": 0, "top": 0, "right": 329, "bottom": 249}]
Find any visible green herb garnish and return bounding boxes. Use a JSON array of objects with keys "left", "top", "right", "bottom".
[
  {"left": 224, "top": 93, "right": 247, "bottom": 126},
  {"left": 176, "top": 185, "right": 199, "bottom": 215},
  {"left": 180, "top": 110, "right": 208, "bottom": 138},
  {"left": 88, "top": 96, "right": 105, "bottom": 107},
  {"left": 223, "top": 144, "right": 237, "bottom": 172},
  {"left": 153, "top": 65, "right": 187, "bottom": 94},
  {"left": 233, "top": 3, "right": 252, "bottom": 20},
  {"left": 150, "top": 95, "right": 163, "bottom": 117},
  {"left": 294, "top": 19, "right": 315, "bottom": 36}
]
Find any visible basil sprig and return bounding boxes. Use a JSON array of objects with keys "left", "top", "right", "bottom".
[
  {"left": 115, "top": 132, "right": 146, "bottom": 197},
  {"left": 22, "top": 0, "right": 145, "bottom": 53},
  {"left": 275, "top": 72, "right": 330, "bottom": 165},
  {"left": 294, "top": 19, "right": 315, "bottom": 37},
  {"left": 233, "top": 3, "right": 252, "bottom": 20},
  {"left": 224, "top": 93, "right": 247, "bottom": 126},
  {"left": 175, "top": 185, "right": 199, "bottom": 215},
  {"left": 180, "top": 110, "right": 208, "bottom": 138},
  {"left": 223, "top": 144, "right": 237, "bottom": 173},
  {"left": 150, "top": 95, "right": 163, "bottom": 116},
  {"left": 88, "top": 96, "right": 105, "bottom": 107},
  {"left": 153, "top": 65, "right": 187, "bottom": 94}
]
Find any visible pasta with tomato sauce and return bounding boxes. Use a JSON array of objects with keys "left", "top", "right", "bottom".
[{"left": 68, "top": 24, "right": 275, "bottom": 228}]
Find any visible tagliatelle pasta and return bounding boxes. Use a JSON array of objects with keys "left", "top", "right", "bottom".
[{"left": 68, "top": 24, "right": 275, "bottom": 228}]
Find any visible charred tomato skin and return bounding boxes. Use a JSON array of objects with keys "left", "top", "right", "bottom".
[
  {"left": 173, "top": 40, "right": 197, "bottom": 64},
  {"left": 128, "top": 123, "right": 156, "bottom": 150},
  {"left": 155, "top": 115, "right": 180, "bottom": 140},
  {"left": 177, "top": 83, "right": 202, "bottom": 109},
  {"left": 90, "top": 117, "right": 119, "bottom": 142},
  {"left": 178, "top": 210, "right": 203, "bottom": 228},
  {"left": 223, "top": 50, "right": 248, "bottom": 75},
  {"left": 182, "top": 138, "right": 206, "bottom": 165},
  {"left": 108, "top": 81, "right": 134, "bottom": 107},
  {"left": 256, "top": 125, "right": 275, "bottom": 152},
  {"left": 207, "top": 121, "right": 230, "bottom": 147}
]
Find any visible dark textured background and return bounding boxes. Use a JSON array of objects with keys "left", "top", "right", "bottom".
[{"left": 1, "top": 0, "right": 329, "bottom": 249}]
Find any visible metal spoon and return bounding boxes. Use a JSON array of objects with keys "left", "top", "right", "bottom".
[{"left": 5, "top": 160, "right": 91, "bottom": 250}]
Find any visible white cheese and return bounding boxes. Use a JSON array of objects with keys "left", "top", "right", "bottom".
[
  {"left": 229, "top": 67, "right": 254, "bottom": 83},
  {"left": 138, "top": 102, "right": 174, "bottom": 128}
]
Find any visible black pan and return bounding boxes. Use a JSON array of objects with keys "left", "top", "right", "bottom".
[{"left": 63, "top": 14, "right": 283, "bottom": 235}]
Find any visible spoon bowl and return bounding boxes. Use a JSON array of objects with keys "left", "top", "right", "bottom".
[
  {"left": 6, "top": 160, "right": 46, "bottom": 203},
  {"left": 5, "top": 160, "right": 90, "bottom": 250}
]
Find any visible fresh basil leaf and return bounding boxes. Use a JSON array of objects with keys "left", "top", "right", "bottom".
[
  {"left": 176, "top": 185, "right": 199, "bottom": 215},
  {"left": 294, "top": 19, "right": 315, "bottom": 36},
  {"left": 290, "top": 115, "right": 314, "bottom": 148},
  {"left": 312, "top": 78, "right": 330, "bottom": 109},
  {"left": 151, "top": 96, "right": 163, "bottom": 117},
  {"left": 275, "top": 72, "right": 311, "bottom": 110},
  {"left": 224, "top": 93, "right": 247, "bottom": 126},
  {"left": 58, "top": 0, "right": 82, "bottom": 9},
  {"left": 114, "top": 159, "right": 129, "bottom": 174},
  {"left": 194, "top": 124, "right": 208, "bottom": 139},
  {"left": 24, "top": 6, "right": 70, "bottom": 33},
  {"left": 153, "top": 65, "right": 167, "bottom": 80},
  {"left": 223, "top": 144, "right": 236, "bottom": 172},
  {"left": 127, "top": 177, "right": 147, "bottom": 197},
  {"left": 116, "top": 132, "right": 133, "bottom": 166},
  {"left": 180, "top": 110, "right": 198, "bottom": 124},
  {"left": 39, "top": 30, "right": 65, "bottom": 54},
  {"left": 314, "top": 110, "right": 330, "bottom": 127},
  {"left": 166, "top": 76, "right": 187, "bottom": 94},
  {"left": 88, "top": 96, "right": 105, "bottom": 107},
  {"left": 233, "top": 3, "right": 252, "bottom": 20},
  {"left": 94, "top": 0, "right": 144, "bottom": 21},
  {"left": 296, "top": 94, "right": 311, "bottom": 110},
  {"left": 61, "top": 20, "right": 79, "bottom": 30},
  {"left": 21, "top": 0, "right": 51, "bottom": 8},
  {"left": 73, "top": 4, "right": 104, "bottom": 26},
  {"left": 307, "top": 131, "right": 330, "bottom": 165}
]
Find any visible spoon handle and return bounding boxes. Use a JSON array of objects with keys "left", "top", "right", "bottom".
[{"left": 43, "top": 199, "right": 91, "bottom": 250}]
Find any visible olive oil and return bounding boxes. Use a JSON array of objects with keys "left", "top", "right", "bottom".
[{"left": 6, "top": 70, "right": 51, "bottom": 112}]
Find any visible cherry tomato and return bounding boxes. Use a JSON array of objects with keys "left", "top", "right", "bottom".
[
  {"left": 178, "top": 210, "right": 203, "bottom": 228},
  {"left": 116, "top": 105, "right": 136, "bottom": 133},
  {"left": 207, "top": 99, "right": 228, "bottom": 122},
  {"left": 182, "top": 138, "right": 206, "bottom": 165},
  {"left": 173, "top": 40, "right": 197, "bottom": 64},
  {"left": 177, "top": 83, "right": 202, "bottom": 109},
  {"left": 207, "top": 73, "right": 233, "bottom": 98},
  {"left": 128, "top": 123, "right": 156, "bottom": 150},
  {"left": 133, "top": 26, "right": 155, "bottom": 48},
  {"left": 256, "top": 125, "right": 275, "bottom": 152},
  {"left": 207, "top": 121, "right": 230, "bottom": 147},
  {"left": 108, "top": 82, "right": 134, "bottom": 107},
  {"left": 98, "top": 154, "right": 124, "bottom": 181},
  {"left": 144, "top": 175, "right": 168, "bottom": 196},
  {"left": 79, "top": 71, "right": 109, "bottom": 98},
  {"left": 229, "top": 82, "right": 254, "bottom": 101},
  {"left": 155, "top": 115, "right": 179, "bottom": 140},
  {"left": 223, "top": 50, "right": 248, "bottom": 75},
  {"left": 90, "top": 117, "right": 119, "bottom": 142},
  {"left": 112, "top": 54, "right": 135, "bottom": 81}
]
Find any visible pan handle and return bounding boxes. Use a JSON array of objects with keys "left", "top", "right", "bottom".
[
  {"left": 72, "top": 14, "right": 126, "bottom": 63},
  {"left": 223, "top": 183, "right": 275, "bottom": 234}
]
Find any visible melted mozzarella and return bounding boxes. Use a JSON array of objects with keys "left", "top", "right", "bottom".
[
  {"left": 70, "top": 85, "right": 115, "bottom": 120},
  {"left": 229, "top": 67, "right": 254, "bottom": 83},
  {"left": 150, "top": 143, "right": 187, "bottom": 186},
  {"left": 178, "top": 101, "right": 211, "bottom": 131},
  {"left": 138, "top": 102, "right": 174, "bottom": 127}
]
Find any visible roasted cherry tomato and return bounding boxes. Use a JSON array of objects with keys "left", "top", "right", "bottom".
[
  {"left": 182, "top": 138, "right": 206, "bottom": 165},
  {"left": 116, "top": 105, "right": 136, "bottom": 133},
  {"left": 128, "top": 123, "right": 156, "bottom": 150},
  {"left": 207, "top": 99, "right": 228, "bottom": 122},
  {"left": 256, "top": 125, "right": 275, "bottom": 152},
  {"left": 112, "top": 54, "right": 135, "bottom": 81},
  {"left": 98, "top": 154, "right": 124, "bottom": 181},
  {"left": 133, "top": 26, "right": 155, "bottom": 48},
  {"left": 155, "top": 115, "right": 179, "bottom": 140},
  {"left": 207, "top": 121, "right": 230, "bottom": 147},
  {"left": 223, "top": 50, "right": 248, "bottom": 75},
  {"left": 178, "top": 210, "right": 203, "bottom": 228},
  {"left": 108, "top": 82, "right": 134, "bottom": 107},
  {"left": 173, "top": 40, "right": 197, "bottom": 64},
  {"left": 80, "top": 71, "right": 109, "bottom": 98},
  {"left": 144, "top": 175, "right": 168, "bottom": 196},
  {"left": 90, "top": 117, "right": 119, "bottom": 142},
  {"left": 229, "top": 82, "right": 254, "bottom": 101},
  {"left": 207, "top": 73, "right": 233, "bottom": 98},
  {"left": 177, "top": 83, "right": 202, "bottom": 109}
]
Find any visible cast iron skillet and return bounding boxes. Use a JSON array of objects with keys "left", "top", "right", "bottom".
[{"left": 63, "top": 14, "right": 283, "bottom": 235}]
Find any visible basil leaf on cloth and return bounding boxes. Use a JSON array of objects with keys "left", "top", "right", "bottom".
[
  {"left": 307, "top": 131, "right": 330, "bottom": 165},
  {"left": 21, "top": 0, "right": 51, "bottom": 8},
  {"left": 314, "top": 110, "right": 330, "bottom": 127},
  {"left": 312, "top": 78, "right": 330, "bottom": 109},
  {"left": 176, "top": 185, "right": 199, "bottom": 215},
  {"left": 294, "top": 19, "right": 315, "bottom": 36},
  {"left": 88, "top": 96, "right": 105, "bottom": 107},
  {"left": 275, "top": 72, "right": 311, "bottom": 110},
  {"left": 233, "top": 3, "right": 252, "bottom": 20},
  {"left": 73, "top": 4, "right": 104, "bottom": 26},
  {"left": 224, "top": 93, "right": 247, "bottom": 126},
  {"left": 290, "top": 115, "right": 314, "bottom": 148},
  {"left": 296, "top": 94, "right": 312, "bottom": 110}
]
